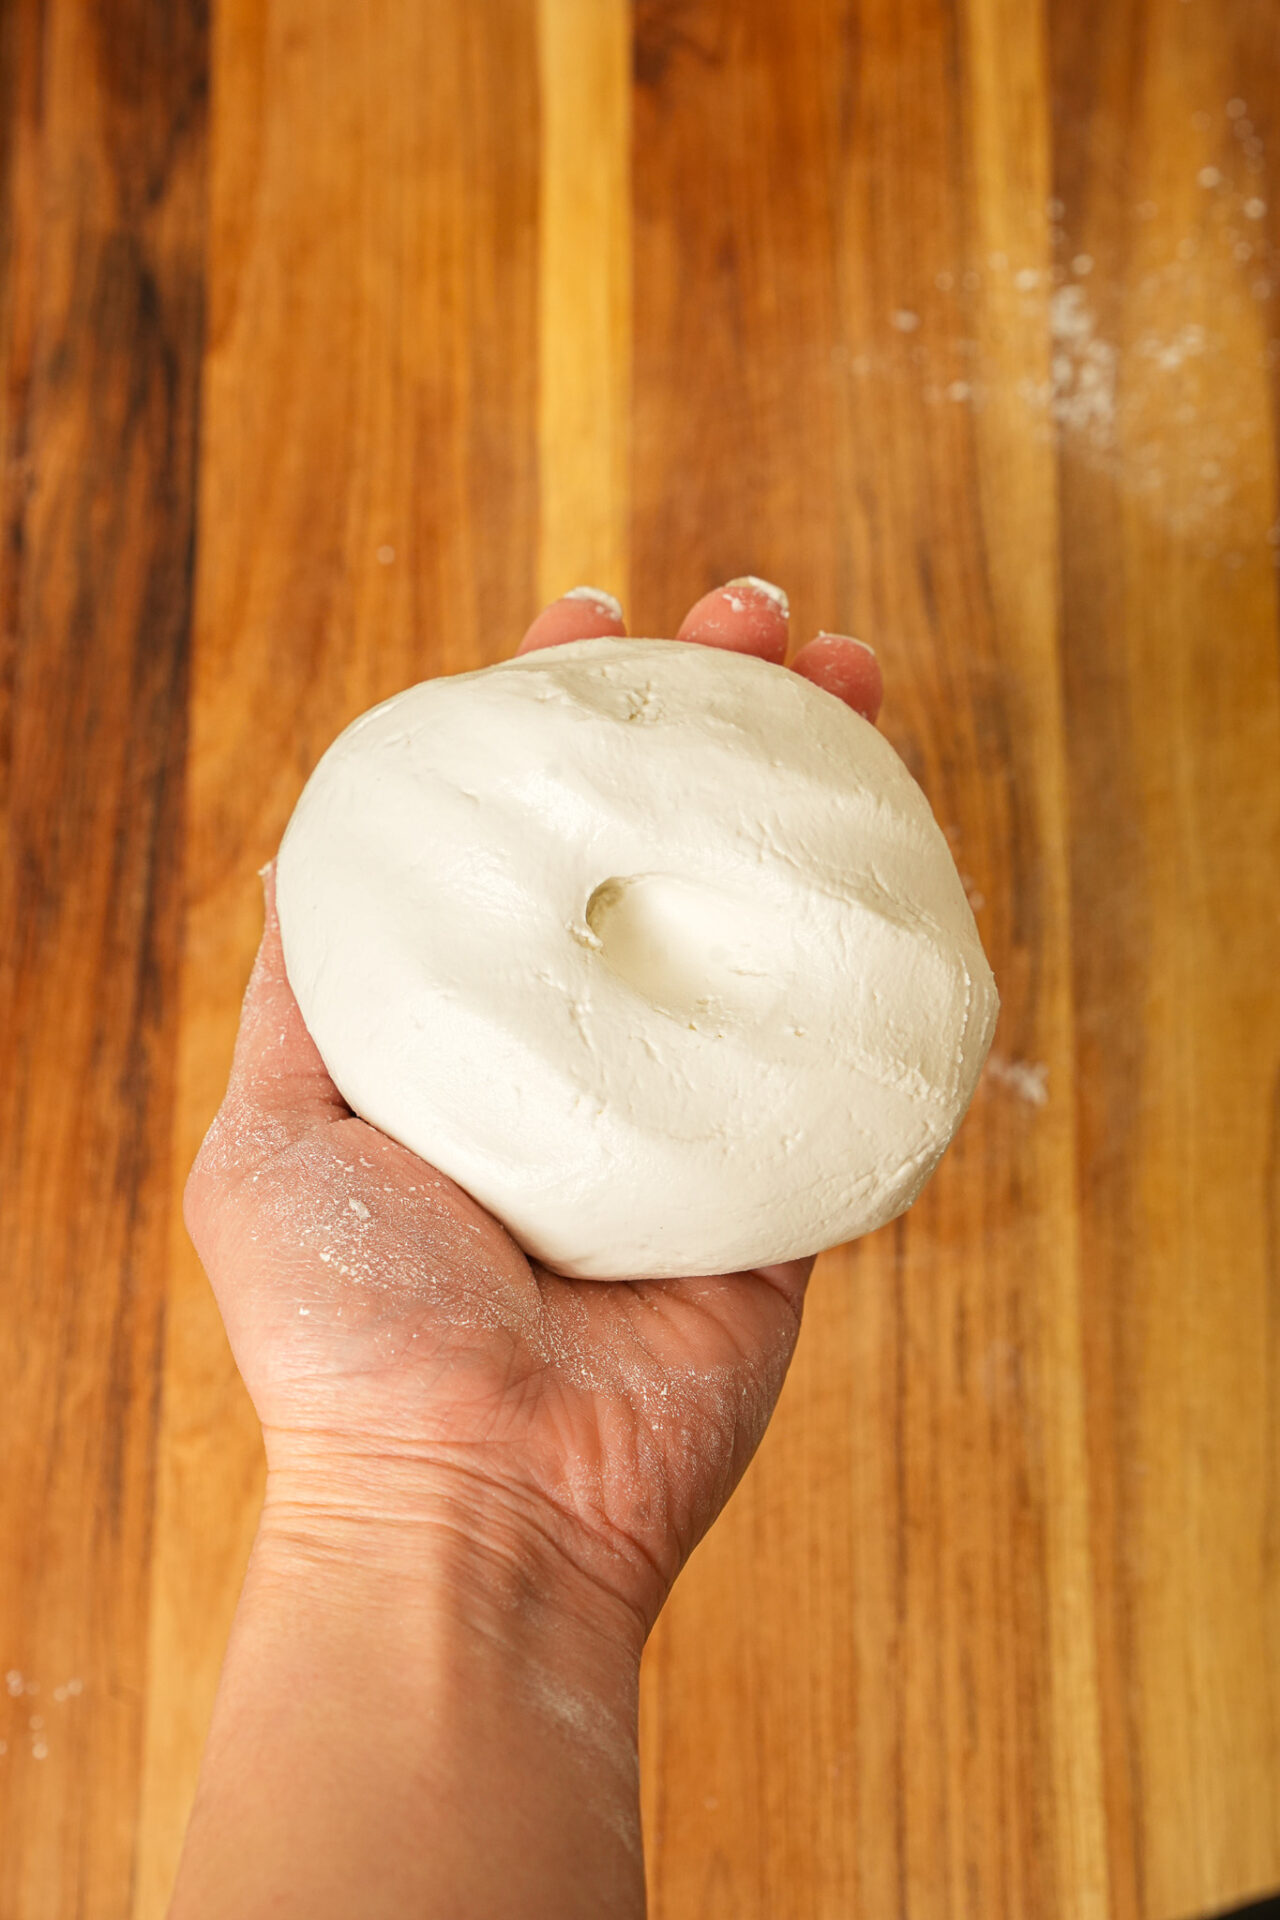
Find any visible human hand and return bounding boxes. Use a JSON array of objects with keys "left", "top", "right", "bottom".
[{"left": 183, "top": 581, "right": 884, "bottom": 1653}]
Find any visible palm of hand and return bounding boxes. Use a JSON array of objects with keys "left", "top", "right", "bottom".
[
  {"left": 189, "top": 1008, "right": 805, "bottom": 1630},
  {"left": 185, "top": 582, "right": 882, "bottom": 1633}
]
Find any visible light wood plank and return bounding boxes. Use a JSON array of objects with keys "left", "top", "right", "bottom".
[
  {"left": 537, "top": 0, "right": 632, "bottom": 611},
  {"left": 1050, "top": 1, "right": 1280, "bottom": 1910},
  {"left": 629, "top": 1, "right": 1096, "bottom": 1911},
  {"left": 136, "top": 4, "right": 540, "bottom": 1910}
]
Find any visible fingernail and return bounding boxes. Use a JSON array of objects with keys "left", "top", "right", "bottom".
[
  {"left": 816, "top": 630, "right": 876, "bottom": 655},
  {"left": 563, "top": 585, "right": 624, "bottom": 620},
  {"left": 726, "top": 575, "right": 790, "bottom": 618}
]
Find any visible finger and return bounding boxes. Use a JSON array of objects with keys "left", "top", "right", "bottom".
[
  {"left": 516, "top": 586, "right": 626, "bottom": 654},
  {"left": 751, "top": 1253, "right": 817, "bottom": 1314},
  {"left": 225, "top": 862, "right": 349, "bottom": 1128},
  {"left": 789, "top": 632, "right": 883, "bottom": 722},
  {"left": 675, "top": 575, "right": 789, "bottom": 665}
]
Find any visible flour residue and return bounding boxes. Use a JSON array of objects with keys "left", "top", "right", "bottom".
[
  {"left": 2, "top": 1671, "right": 85, "bottom": 1763},
  {"left": 985, "top": 1055, "right": 1049, "bottom": 1107},
  {"left": 841, "top": 95, "right": 1279, "bottom": 565}
]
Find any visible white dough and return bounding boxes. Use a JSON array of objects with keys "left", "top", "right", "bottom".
[{"left": 275, "top": 638, "right": 998, "bottom": 1280}]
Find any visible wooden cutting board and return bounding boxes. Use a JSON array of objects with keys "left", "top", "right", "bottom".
[{"left": 1, "top": 1, "right": 1277, "bottom": 1914}]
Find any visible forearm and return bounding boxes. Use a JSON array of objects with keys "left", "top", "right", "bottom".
[{"left": 166, "top": 1461, "right": 647, "bottom": 1920}]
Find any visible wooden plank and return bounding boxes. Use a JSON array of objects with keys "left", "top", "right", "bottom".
[
  {"left": 537, "top": 0, "right": 632, "bottom": 610},
  {"left": 0, "top": 2, "right": 207, "bottom": 1915},
  {"left": 630, "top": 1, "right": 1099, "bottom": 1913},
  {"left": 134, "top": 2, "right": 541, "bottom": 1910},
  {"left": 1049, "top": 0, "right": 1280, "bottom": 1913}
]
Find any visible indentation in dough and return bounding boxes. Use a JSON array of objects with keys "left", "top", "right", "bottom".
[{"left": 583, "top": 872, "right": 789, "bottom": 1028}]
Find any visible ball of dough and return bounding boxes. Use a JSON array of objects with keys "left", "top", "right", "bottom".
[{"left": 275, "top": 638, "right": 998, "bottom": 1280}]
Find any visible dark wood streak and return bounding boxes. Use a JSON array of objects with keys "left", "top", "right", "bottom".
[
  {"left": 0, "top": 1, "right": 206, "bottom": 1914},
  {"left": 0, "top": 0, "right": 39, "bottom": 821},
  {"left": 1048, "top": 0, "right": 1154, "bottom": 1909},
  {"left": 632, "top": 0, "right": 728, "bottom": 93}
]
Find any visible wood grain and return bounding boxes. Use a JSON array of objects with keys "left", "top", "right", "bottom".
[
  {"left": 0, "top": 2, "right": 205, "bottom": 1915},
  {"left": 1052, "top": 2, "right": 1280, "bottom": 1910},
  {"left": 1, "top": 0, "right": 1277, "bottom": 1915},
  {"left": 136, "top": 4, "right": 540, "bottom": 1908},
  {"left": 630, "top": 3, "right": 1104, "bottom": 1913},
  {"left": 537, "top": 0, "right": 632, "bottom": 610}
]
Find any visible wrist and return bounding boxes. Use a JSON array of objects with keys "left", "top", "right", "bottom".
[
  {"left": 258, "top": 1428, "right": 650, "bottom": 1670},
  {"left": 171, "top": 1437, "right": 647, "bottom": 1919}
]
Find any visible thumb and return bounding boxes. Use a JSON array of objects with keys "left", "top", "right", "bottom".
[
  {"left": 225, "top": 861, "right": 350, "bottom": 1130},
  {"left": 752, "top": 1254, "right": 817, "bottom": 1316},
  {"left": 185, "top": 864, "right": 348, "bottom": 1244}
]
